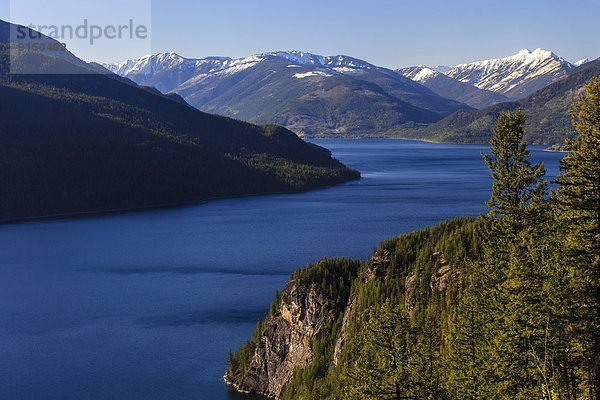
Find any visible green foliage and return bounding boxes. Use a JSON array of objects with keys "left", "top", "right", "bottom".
[
  {"left": 235, "top": 86, "right": 599, "bottom": 399},
  {"left": 555, "top": 76, "right": 600, "bottom": 399},
  {"left": 482, "top": 108, "right": 547, "bottom": 233},
  {"left": 226, "top": 319, "right": 267, "bottom": 381},
  {"left": 273, "top": 218, "right": 482, "bottom": 400}
]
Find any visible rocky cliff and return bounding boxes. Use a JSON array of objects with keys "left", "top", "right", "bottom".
[
  {"left": 225, "top": 258, "right": 359, "bottom": 399},
  {"left": 225, "top": 219, "right": 481, "bottom": 399}
]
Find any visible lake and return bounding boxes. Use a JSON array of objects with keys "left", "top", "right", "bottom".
[{"left": 0, "top": 139, "right": 564, "bottom": 400}]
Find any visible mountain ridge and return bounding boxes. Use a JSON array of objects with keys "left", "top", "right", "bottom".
[
  {"left": 441, "top": 48, "right": 575, "bottom": 99},
  {"left": 105, "top": 50, "right": 472, "bottom": 137},
  {"left": 105, "top": 48, "right": 591, "bottom": 139},
  {"left": 394, "top": 57, "right": 600, "bottom": 145},
  {"left": 0, "top": 20, "right": 359, "bottom": 222},
  {"left": 398, "top": 65, "right": 509, "bottom": 108}
]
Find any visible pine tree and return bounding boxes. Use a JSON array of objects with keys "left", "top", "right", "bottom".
[
  {"left": 555, "top": 76, "right": 600, "bottom": 400},
  {"left": 446, "top": 262, "right": 486, "bottom": 400},
  {"left": 477, "top": 108, "right": 551, "bottom": 398},
  {"left": 344, "top": 302, "right": 417, "bottom": 400},
  {"left": 482, "top": 108, "right": 547, "bottom": 238}
]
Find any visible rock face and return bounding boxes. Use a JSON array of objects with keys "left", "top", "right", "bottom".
[
  {"left": 332, "top": 294, "right": 356, "bottom": 366},
  {"left": 430, "top": 252, "right": 453, "bottom": 292},
  {"left": 225, "top": 279, "right": 338, "bottom": 399}
]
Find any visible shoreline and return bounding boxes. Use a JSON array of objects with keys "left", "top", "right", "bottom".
[
  {"left": 0, "top": 176, "right": 360, "bottom": 226},
  {"left": 1, "top": 138, "right": 565, "bottom": 227},
  {"left": 309, "top": 135, "right": 566, "bottom": 151}
]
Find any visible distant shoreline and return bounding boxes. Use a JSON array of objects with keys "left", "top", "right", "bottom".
[
  {"left": 0, "top": 177, "right": 360, "bottom": 226},
  {"left": 2, "top": 137, "right": 565, "bottom": 226},
  {"left": 308, "top": 135, "right": 562, "bottom": 151}
]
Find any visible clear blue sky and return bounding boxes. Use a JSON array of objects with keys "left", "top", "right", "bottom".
[{"left": 2, "top": 0, "right": 598, "bottom": 67}]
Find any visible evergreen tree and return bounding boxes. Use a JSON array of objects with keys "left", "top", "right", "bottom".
[
  {"left": 482, "top": 108, "right": 547, "bottom": 237},
  {"left": 477, "top": 108, "right": 551, "bottom": 398},
  {"left": 344, "top": 302, "right": 418, "bottom": 400},
  {"left": 555, "top": 76, "right": 600, "bottom": 400},
  {"left": 446, "top": 263, "right": 486, "bottom": 400}
]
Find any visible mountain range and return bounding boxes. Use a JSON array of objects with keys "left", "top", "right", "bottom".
[
  {"left": 106, "top": 51, "right": 469, "bottom": 137},
  {"left": 396, "top": 57, "right": 600, "bottom": 145},
  {"left": 0, "top": 20, "right": 358, "bottom": 222},
  {"left": 107, "top": 48, "right": 594, "bottom": 142},
  {"left": 438, "top": 48, "right": 576, "bottom": 99},
  {"left": 398, "top": 65, "right": 510, "bottom": 108}
]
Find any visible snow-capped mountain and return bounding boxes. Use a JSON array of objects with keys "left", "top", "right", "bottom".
[
  {"left": 440, "top": 48, "right": 575, "bottom": 99},
  {"left": 105, "top": 51, "right": 470, "bottom": 136},
  {"left": 105, "top": 52, "right": 249, "bottom": 93},
  {"left": 574, "top": 58, "right": 590, "bottom": 67},
  {"left": 398, "top": 65, "right": 509, "bottom": 108},
  {"left": 104, "top": 51, "right": 377, "bottom": 87},
  {"left": 422, "top": 58, "right": 600, "bottom": 145},
  {"left": 108, "top": 51, "right": 377, "bottom": 76},
  {"left": 400, "top": 65, "right": 441, "bottom": 83}
]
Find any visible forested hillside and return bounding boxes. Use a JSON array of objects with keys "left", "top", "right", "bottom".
[
  {"left": 227, "top": 78, "right": 600, "bottom": 400},
  {"left": 0, "top": 20, "right": 359, "bottom": 222}
]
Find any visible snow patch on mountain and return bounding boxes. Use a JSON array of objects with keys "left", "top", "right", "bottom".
[
  {"left": 401, "top": 65, "right": 441, "bottom": 83},
  {"left": 332, "top": 66, "right": 359, "bottom": 73},
  {"left": 574, "top": 58, "right": 590, "bottom": 67},
  {"left": 293, "top": 70, "right": 334, "bottom": 79},
  {"left": 441, "top": 48, "right": 574, "bottom": 97}
]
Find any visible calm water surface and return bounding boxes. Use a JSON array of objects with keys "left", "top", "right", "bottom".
[{"left": 0, "top": 139, "right": 563, "bottom": 400}]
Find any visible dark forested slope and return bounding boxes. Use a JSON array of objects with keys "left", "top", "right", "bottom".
[{"left": 0, "top": 21, "right": 358, "bottom": 222}]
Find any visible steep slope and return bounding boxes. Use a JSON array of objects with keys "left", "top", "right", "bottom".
[
  {"left": 225, "top": 258, "right": 361, "bottom": 399},
  {"left": 443, "top": 48, "right": 575, "bottom": 99},
  {"left": 399, "top": 65, "right": 509, "bottom": 108},
  {"left": 226, "top": 218, "right": 482, "bottom": 399},
  {"left": 106, "top": 51, "right": 472, "bottom": 137},
  {"left": 399, "top": 58, "right": 600, "bottom": 145},
  {"left": 0, "top": 20, "right": 359, "bottom": 222}
]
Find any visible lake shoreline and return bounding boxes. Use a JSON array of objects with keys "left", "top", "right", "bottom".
[
  {"left": 0, "top": 177, "right": 361, "bottom": 226},
  {"left": 307, "top": 135, "right": 564, "bottom": 152},
  {"left": 4, "top": 136, "right": 561, "bottom": 226}
]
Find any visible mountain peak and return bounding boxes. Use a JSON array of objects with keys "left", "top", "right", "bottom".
[
  {"left": 509, "top": 48, "right": 558, "bottom": 62},
  {"left": 442, "top": 48, "right": 573, "bottom": 98},
  {"left": 399, "top": 65, "right": 440, "bottom": 82},
  {"left": 265, "top": 51, "right": 375, "bottom": 70}
]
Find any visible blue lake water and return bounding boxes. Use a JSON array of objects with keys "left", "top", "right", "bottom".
[{"left": 0, "top": 139, "right": 564, "bottom": 400}]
